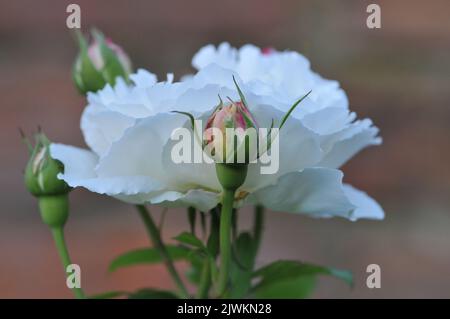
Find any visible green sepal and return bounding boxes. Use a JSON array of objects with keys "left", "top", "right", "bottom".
[
  {"left": 215, "top": 163, "right": 248, "bottom": 191},
  {"left": 279, "top": 90, "right": 312, "bottom": 130},
  {"left": 72, "top": 30, "right": 105, "bottom": 94},
  {"left": 24, "top": 132, "right": 70, "bottom": 197},
  {"left": 91, "top": 28, "right": 129, "bottom": 85},
  {"left": 232, "top": 75, "right": 249, "bottom": 109}
]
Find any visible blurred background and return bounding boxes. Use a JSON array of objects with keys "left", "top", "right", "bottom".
[{"left": 1, "top": 0, "right": 449, "bottom": 298}]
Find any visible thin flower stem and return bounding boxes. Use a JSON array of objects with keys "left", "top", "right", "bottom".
[
  {"left": 135, "top": 205, "right": 189, "bottom": 299},
  {"left": 253, "top": 205, "right": 265, "bottom": 254},
  {"left": 217, "top": 188, "right": 235, "bottom": 297},
  {"left": 51, "top": 227, "right": 85, "bottom": 299},
  {"left": 196, "top": 259, "right": 211, "bottom": 299},
  {"left": 187, "top": 206, "right": 196, "bottom": 235}
]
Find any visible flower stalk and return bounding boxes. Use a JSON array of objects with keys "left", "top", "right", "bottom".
[
  {"left": 136, "top": 205, "right": 189, "bottom": 298},
  {"left": 51, "top": 226, "right": 85, "bottom": 299},
  {"left": 41, "top": 195, "right": 85, "bottom": 299},
  {"left": 215, "top": 163, "right": 248, "bottom": 297},
  {"left": 196, "top": 259, "right": 211, "bottom": 299},
  {"left": 253, "top": 205, "right": 265, "bottom": 254},
  {"left": 24, "top": 131, "right": 85, "bottom": 299}
]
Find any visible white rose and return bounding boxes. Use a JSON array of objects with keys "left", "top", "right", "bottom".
[{"left": 51, "top": 45, "right": 383, "bottom": 221}]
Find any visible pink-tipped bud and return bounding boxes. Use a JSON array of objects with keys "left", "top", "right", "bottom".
[
  {"left": 204, "top": 99, "right": 258, "bottom": 163},
  {"left": 87, "top": 38, "right": 132, "bottom": 74},
  {"left": 73, "top": 29, "right": 132, "bottom": 94}
]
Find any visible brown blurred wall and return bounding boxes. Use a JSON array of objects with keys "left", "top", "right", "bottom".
[{"left": 0, "top": 0, "right": 449, "bottom": 298}]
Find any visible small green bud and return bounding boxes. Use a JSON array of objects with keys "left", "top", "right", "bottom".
[
  {"left": 24, "top": 131, "right": 71, "bottom": 228},
  {"left": 24, "top": 132, "right": 70, "bottom": 197},
  {"left": 73, "top": 29, "right": 132, "bottom": 95},
  {"left": 38, "top": 195, "right": 69, "bottom": 228}
]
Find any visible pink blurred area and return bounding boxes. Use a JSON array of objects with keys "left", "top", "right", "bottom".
[{"left": 1, "top": 0, "right": 450, "bottom": 298}]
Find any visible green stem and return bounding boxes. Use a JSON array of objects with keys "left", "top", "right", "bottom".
[
  {"left": 187, "top": 206, "right": 196, "bottom": 235},
  {"left": 136, "top": 205, "right": 189, "bottom": 299},
  {"left": 253, "top": 205, "right": 265, "bottom": 254},
  {"left": 217, "top": 188, "right": 236, "bottom": 297},
  {"left": 196, "top": 259, "right": 211, "bottom": 299},
  {"left": 51, "top": 227, "right": 85, "bottom": 299},
  {"left": 231, "top": 208, "right": 238, "bottom": 240}
]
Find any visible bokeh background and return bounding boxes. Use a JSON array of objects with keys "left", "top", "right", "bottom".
[{"left": 1, "top": 0, "right": 449, "bottom": 298}]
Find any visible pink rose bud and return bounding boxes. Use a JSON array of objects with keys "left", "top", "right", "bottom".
[
  {"left": 73, "top": 29, "right": 132, "bottom": 95},
  {"left": 204, "top": 98, "right": 259, "bottom": 163},
  {"left": 88, "top": 38, "right": 132, "bottom": 74}
]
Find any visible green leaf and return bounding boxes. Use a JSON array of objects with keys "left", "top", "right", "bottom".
[
  {"left": 185, "top": 250, "right": 204, "bottom": 285},
  {"left": 252, "top": 260, "right": 353, "bottom": 298},
  {"left": 253, "top": 276, "right": 316, "bottom": 299},
  {"left": 279, "top": 90, "right": 312, "bottom": 130},
  {"left": 173, "top": 232, "right": 205, "bottom": 250},
  {"left": 109, "top": 246, "right": 189, "bottom": 272},
  {"left": 89, "top": 290, "right": 127, "bottom": 299},
  {"left": 128, "top": 288, "right": 178, "bottom": 299},
  {"left": 254, "top": 260, "right": 353, "bottom": 286}
]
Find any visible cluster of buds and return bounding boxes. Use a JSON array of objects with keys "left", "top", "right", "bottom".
[
  {"left": 24, "top": 28, "right": 133, "bottom": 227},
  {"left": 73, "top": 29, "right": 132, "bottom": 94},
  {"left": 21, "top": 29, "right": 126, "bottom": 301}
]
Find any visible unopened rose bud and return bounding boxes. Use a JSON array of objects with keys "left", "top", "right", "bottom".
[
  {"left": 25, "top": 132, "right": 70, "bottom": 197},
  {"left": 24, "top": 131, "right": 70, "bottom": 227},
  {"left": 73, "top": 29, "right": 132, "bottom": 94},
  {"left": 204, "top": 97, "right": 258, "bottom": 164}
]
